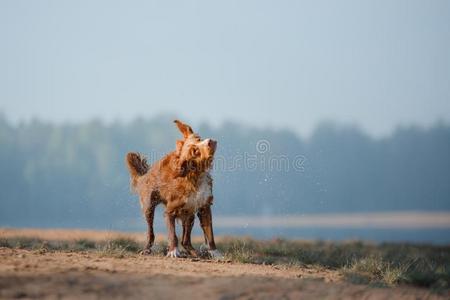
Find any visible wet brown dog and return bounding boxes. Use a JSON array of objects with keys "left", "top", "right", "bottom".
[{"left": 126, "top": 120, "right": 223, "bottom": 258}]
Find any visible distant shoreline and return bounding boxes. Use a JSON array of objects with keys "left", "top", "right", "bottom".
[{"left": 213, "top": 212, "right": 450, "bottom": 229}]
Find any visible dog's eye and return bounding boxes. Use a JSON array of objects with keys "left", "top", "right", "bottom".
[{"left": 190, "top": 147, "right": 200, "bottom": 157}]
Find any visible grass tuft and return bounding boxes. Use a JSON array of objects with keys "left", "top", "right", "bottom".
[
  {"left": 97, "top": 237, "right": 141, "bottom": 258},
  {"left": 222, "top": 239, "right": 254, "bottom": 263},
  {"left": 73, "top": 239, "right": 96, "bottom": 251}
]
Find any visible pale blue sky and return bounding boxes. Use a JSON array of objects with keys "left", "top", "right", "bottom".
[{"left": 0, "top": 0, "right": 449, "bottom": 137}]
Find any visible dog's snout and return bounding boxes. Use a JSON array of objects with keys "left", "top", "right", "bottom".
[{"left": 207, "top": 139, "right": 217, "bottom": 151}]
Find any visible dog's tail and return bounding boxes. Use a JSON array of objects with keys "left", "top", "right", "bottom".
[{"left": 125, "top": 152, "right": 149, "bottom": 192}]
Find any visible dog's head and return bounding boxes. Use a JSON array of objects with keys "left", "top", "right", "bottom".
[{"left": 173, "top": 120, "right": 217, "bottom": 177}]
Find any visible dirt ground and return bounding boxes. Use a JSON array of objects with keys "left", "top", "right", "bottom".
[{"left": 0, "top": 229, "right": 446, "bottom": 300}]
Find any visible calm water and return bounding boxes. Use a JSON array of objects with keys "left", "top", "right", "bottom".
[
  {"left": 210, "top": 227, "right": 450, "bottom": 245},
  {"left": 3, "top": 212, "right": 450, "bottom": 245}
]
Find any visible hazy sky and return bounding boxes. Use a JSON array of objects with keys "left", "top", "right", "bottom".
[{"left": 0, "top": 0, "right": 449, "bottom": 137}]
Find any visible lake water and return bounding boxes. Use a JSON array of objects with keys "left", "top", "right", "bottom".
[
  {"left": 3, "top": 212, "right": 450, "bottom": 245},
  {"left": 118, "top": 212, "right": 450, "bottom": 245}
]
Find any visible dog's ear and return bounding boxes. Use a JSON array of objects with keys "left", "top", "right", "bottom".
[
  {"left": 174, "top": 120, "right": 194, "bottom": 139},
  {"left": 175, "top": 159, "right": 197, "bottom": 178},
  {"left": 176, "top": 159, "right": 189, "bottom": 178},
  {"left": 175, "top": 159, "right": 198, "bottom": 178}
]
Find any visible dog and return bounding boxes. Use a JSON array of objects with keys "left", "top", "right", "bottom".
[{"left": 126, "top": 120, "right": 223, "bottom": 259}]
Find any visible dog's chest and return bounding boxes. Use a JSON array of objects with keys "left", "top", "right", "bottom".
[{"left": 183, "top": 175, "right": 212, "bottom": 212}]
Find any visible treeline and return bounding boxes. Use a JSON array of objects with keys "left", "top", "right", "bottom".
[{"left": 0, "top": 114, "right": 449, "bottom": 229}]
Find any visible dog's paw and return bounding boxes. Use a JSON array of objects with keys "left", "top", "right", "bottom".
[
  {"left": 139, "top": 248, "right": 152, "bottom": 255},
  {"left": 181, "top": 247, "right": 199, "bottom": 258},
  {"left": 188, "top": 249, "right": 199, "bottom": 258},
  {"left": 208, "top": 249, "right": 224, "bottom": 260},
  {"left": 166, "top": 247, "right": 181, "bottom": 258},
  {"left": 200, "top": 244, "right": 209, "bottom": 253}
]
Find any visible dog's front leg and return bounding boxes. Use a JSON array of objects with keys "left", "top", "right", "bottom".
[
  {"left": 165, "top": 212, "right": 180, "bottom": 258},
  {"left": 197, "top": 204, "right": 224, "bottom": 260},
  {"left": 181, "top": 214, "right": 198, "bottom": 257}
]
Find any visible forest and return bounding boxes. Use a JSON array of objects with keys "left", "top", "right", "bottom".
[{"left": 1, "top": 114, "right": 449, "bottom": 229}]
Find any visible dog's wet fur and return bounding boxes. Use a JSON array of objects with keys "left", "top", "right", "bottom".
[{"left": 126, "top": 120, "right": 222, "bottom": 258}]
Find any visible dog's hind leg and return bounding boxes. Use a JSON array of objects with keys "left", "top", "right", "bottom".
[
  {"left": 165, "top": 212, "right": 181, "bottom": 258},
  {"left": 142, "top": 204, "right": 156, "bottom": 255},
  {"left": 141, "top": 192, "right": 159, "bottom": 255},
  {"left": 181, "top": 214, "right": 198, "bottom": 257}
]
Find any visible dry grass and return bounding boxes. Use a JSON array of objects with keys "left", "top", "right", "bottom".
[
  {"left": 0, "top": 232, "right": 448, "bottom": 292},
  {"left": 215, "top": 237, "right": 449, "bottom": 291}
]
